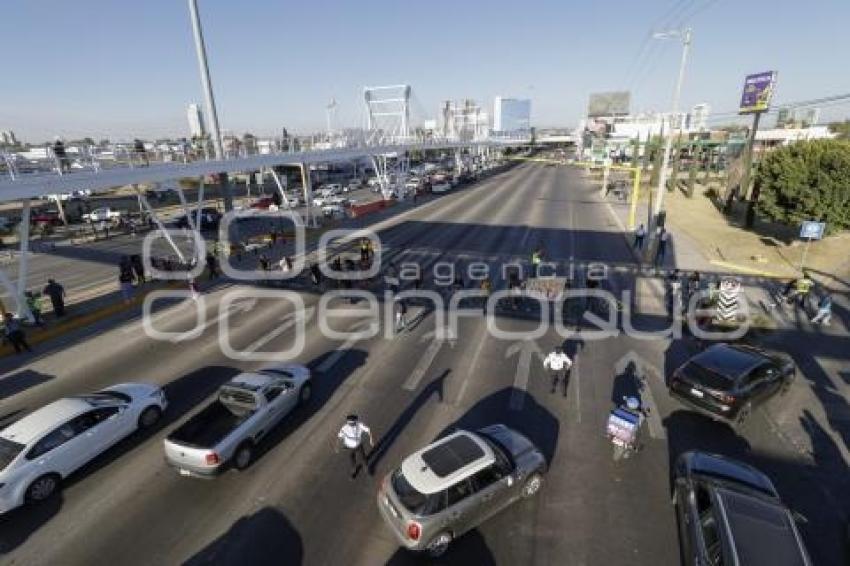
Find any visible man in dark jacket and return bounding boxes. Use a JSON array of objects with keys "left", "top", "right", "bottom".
[{"left": 43, "top": 279, "right": 66, "bottom": 317}]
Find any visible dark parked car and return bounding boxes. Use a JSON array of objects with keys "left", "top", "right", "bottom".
[
  {"left": 669, "top": 343, "right": 795, "bottom": 425},
  {"left": 174, "top": 207, "right": 221, "bottom": 230},
  {"left": 673, "top": 451, "right": 811, "bottom": 566}
]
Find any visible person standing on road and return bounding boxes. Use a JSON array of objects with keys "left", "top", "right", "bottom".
[
  {"left": 3, "top": 313, "right": 32, "bottom": 354},
  {"left": 394, "top": 297, "right": 408, "bottom": 332},
  {"left": 543, "top": 346, "right": 572, "bottom": 397},
  {"left": 360, "top": 238, "right": 370, "bottom": 263},
  {"left": 25, "top": 291, "right": 44, "bottom": 327},
  {"left": 43, "top": 278, "right": 66, "bottom": 317},
  {"left": 310, "top": 263, "right": 323, "bottom": 287},
  {"left": 811, "top": 294, "right": 832, "bottom": 325},
  {"left": 206, "top": 252, "right": 219, "bottom": 279},
  {"left": 634, "top": 224, "right": 646, "bottom": 250},
  {"left": 131, "top": 254, "right": 146, "bottom": 284},
  {"left": 336, "top": 414, "right": 374, "bottom": 479},
  {"left": 655, "top": 228, "right": 669, "bottom": 266},
  {"left": 480, "top": 277, "right": 492, "bottom": 315},
  {"left": 119, "top": 262, "right": 135, "bottom": 304}
]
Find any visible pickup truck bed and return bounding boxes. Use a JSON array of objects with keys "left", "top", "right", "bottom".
[{"left": 167, "top": 402, "right": 255, "bottom": 449}]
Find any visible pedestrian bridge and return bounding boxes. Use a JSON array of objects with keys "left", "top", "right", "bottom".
[{"left": 0, "top": 137, "right": 528, "bottom": 203}]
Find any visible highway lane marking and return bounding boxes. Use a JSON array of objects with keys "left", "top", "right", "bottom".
[
  {"left": 241, "top": 307, "right": 314, "bottom": 354},
  {"left": 640, "top": 367, "right": 666, "bottom": 440},
  {"left": 507, "top": 340, "right": 543, "bottom": 411},
  {"left": 573, "top": 353, "right": 581, "bottom": 423},
  {"left": 316, "top": 320, "right": 373, "bottom": 373},
  {"left": 122, "top": 298, "right": 196, "bottom": 333},
  {"left": 454, "top": 324, "right": 489, "bottom": 405},
  {"left": 403, "top": 338, "right": 444, "bottom": 391}
]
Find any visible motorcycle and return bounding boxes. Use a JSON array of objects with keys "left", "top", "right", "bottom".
[{"left": 606, "top": 396, "right": 648, "bottom": 461}]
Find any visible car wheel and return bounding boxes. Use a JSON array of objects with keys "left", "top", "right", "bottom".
[
  {"left": 426, "top": 531, "right": 452, "bottom": 558},
  {"left": 521, "top": 473, "right": 543, "bottom": 498},
  {"left": 736, "top": 402, "right": 752, "bottom": 426},
  {"left": 234, "top": 443, "right": 254, "bottom": 470},
  {"left": 26, "top": 474, "right": 60, "bottom": 503},
  {"left": 299, "top": 382, "right": 312, "bottom": 405},
  {"left": 138, "top": 406, "right": 163, "bottom": 430}
]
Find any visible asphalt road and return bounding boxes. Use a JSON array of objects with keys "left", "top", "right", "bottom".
[{"left": 0, "top": 163, "right": 847, "bottom": 565}]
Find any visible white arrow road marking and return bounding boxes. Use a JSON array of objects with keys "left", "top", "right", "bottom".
[
  {"left": 506, "top": 340, "right": 544, "bottom": 411},
  {"left": 317, "top": 320, "right": 374, "bottom": 373},
  {"left": 242, "top": 307, "right": 316, "bottom": 354},
  {"left": 613, "top": 350, "right": 666, "bottom": 440}
]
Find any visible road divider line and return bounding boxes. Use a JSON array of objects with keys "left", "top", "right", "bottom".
[{"left": 403, "top": 339, "right": 443, "bottom": 391}]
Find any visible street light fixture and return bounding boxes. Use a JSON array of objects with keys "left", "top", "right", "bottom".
[{"left": 652, "top": 27, "right": 692, "bottom": 226}]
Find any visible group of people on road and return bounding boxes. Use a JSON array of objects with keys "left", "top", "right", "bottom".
[{"left": 633, "top": 224, "right": 669, "bottom": 266}]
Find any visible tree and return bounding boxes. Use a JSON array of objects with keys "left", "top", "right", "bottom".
[
  {"left": 754, "top": 139, "right": 850, "bottom": 233},
  {"left": 828, "top": 120, "right": 850, "bottom": 140}
]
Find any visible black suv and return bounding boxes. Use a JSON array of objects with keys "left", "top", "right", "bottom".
[
  {"left": 669, "top": 344, "right": 795, "bottom": 425},
  {"left": 673, "top": 451, "right": 811, "bottom": 566}
]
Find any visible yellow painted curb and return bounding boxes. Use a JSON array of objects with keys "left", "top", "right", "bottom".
[
  {"left": 708, "top": 259, "right": 782, "bottom": 278},
  {"left": 1, "top": 281, "right": 182, "bottom": 357}
]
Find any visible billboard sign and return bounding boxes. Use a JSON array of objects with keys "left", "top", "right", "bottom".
[
  {"left": 739, "top": 71, "right": 777, "bottom": 114},
  {"left": 587, "top": 91, "right": 631, "bottom": 118},
  {"left": 800, "top": 221, "right": 825, "bottom": 240}
]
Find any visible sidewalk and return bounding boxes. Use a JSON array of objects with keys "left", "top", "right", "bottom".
[
  {"left": 663, "top": 183, "right": 850, "bottom": 290},
  {"left": 591, "top": 170, "right": 848, "bottom": 335}
]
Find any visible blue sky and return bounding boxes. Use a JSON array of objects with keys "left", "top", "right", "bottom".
[{"left": 1, "top": 0, "right": 848, "bottom": 141}]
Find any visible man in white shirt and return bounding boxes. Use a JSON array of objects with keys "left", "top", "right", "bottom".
[
  {"left": 543, "top": 346, "right": 573, "bottom": 397},
  {"left": 337, "top": 414, "right": 374, "bottom": 478}
]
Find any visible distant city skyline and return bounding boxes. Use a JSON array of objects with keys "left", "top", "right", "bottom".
[{"left": 1, "top": 0, "right": 849, "bottom": 141}]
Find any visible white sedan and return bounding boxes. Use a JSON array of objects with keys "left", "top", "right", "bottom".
[{"left": 0, "top": 383, "right": 167, "bottom": 513}]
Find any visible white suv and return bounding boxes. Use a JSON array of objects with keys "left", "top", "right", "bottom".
[{"left": 0, "top": 383, "right": 167, "bottom": 513}]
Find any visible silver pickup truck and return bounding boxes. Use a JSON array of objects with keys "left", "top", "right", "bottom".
[{"left": 163, "top": 363, "right": 311, "bottom": 478}]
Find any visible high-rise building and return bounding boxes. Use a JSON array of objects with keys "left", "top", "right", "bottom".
[
  {"left": 187, "top": 104, "right": 206, "bottom": 138},
  {"left": 688, "top": 103, "right": 710, "bottom": 132},
  {"left": 0, "top": 130, "right": 18, "bottom": 145},
  {"left": 493, "top": 97, "right": 531, "bottom": 134}
]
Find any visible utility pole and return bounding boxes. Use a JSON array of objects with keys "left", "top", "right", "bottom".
[
  {"left": 187, "top": 0, "right": 233, "bottom": 211},
  {"left": 740, "top": 111, "right": 762, "bottom": 200},
  {"left": 652, "top": 28, "right": 692, "bottom": 224}
]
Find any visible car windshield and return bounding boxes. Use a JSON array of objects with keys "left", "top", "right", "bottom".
[
  {"left": 0, "top": 436, "right": 25, "bottom": 470},
  {"left": 391, "top": 468, "right": 442, "bottom": 515},
  {"left": 684, "top": 361, "right": 735, "bottom": 390}
]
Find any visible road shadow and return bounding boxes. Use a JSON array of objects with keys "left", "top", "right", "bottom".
[
  {"left": 0, "top": 365, "right": 238, "bottom": 555},
  {"left": 384, "top": 529, "right": 495, "bottom": 566},
  {"left": 183, "top": 507, "right": 303, "bottom": 565},
  {"left": 368, "top": 370, "right": 449, "bottom": 476},
  {"left": 249, "top": 349, "right": 369, "bottom": 465},
  {"left": 0, "top": 369, "right": 54, "bottom": 400},
  {"left": 0, "top": 493, "right": 63, "bottom": 556}
]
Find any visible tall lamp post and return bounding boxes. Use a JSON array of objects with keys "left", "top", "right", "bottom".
[
  {"left": 187, "top": 0, "right": 233, "bottom": 211},
  {"left": 652, "top": 28, "right": 692, "bottom": 227}
]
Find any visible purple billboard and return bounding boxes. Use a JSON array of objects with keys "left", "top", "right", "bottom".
[{"left": 739, "top": 71, "right": 777, "bottom": 114}]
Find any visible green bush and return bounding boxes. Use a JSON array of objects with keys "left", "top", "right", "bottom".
[{"left": 755, "top": 139, "right": 850, "bottom": 233}]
